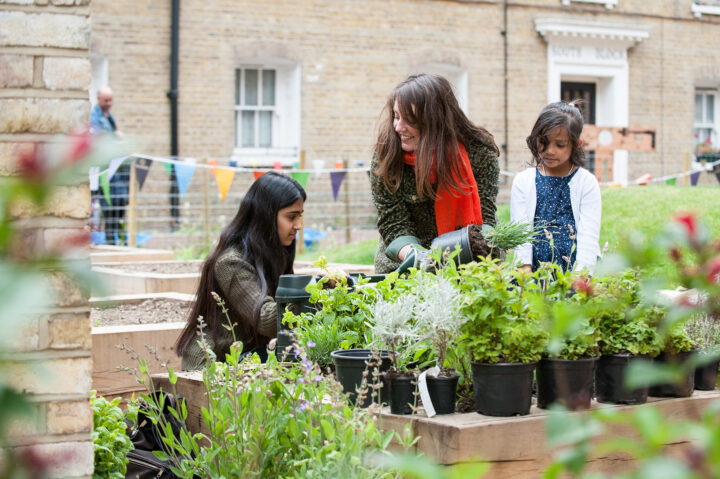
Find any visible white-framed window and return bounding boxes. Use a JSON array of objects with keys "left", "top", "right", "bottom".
[
  {"left": 233, "top": 60, "right": 300, "bottom": 166},
  {"left": 694, "top": 89, "right": 718, "bottom": 152},
  {"left": 236, "top": 68, "right": 275, "bottom": 148},
  {"left": 692, "top": 0, "right": 720, "bottom": 18},
  {"left": 561, "top": 0, "right": 617, "bottom": 9}
]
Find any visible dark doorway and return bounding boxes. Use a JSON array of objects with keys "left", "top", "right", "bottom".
[{"left": 561, "top": 81, "right": 596, "bottom": 125}]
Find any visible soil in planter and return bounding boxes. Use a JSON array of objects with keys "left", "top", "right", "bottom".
[
  {"left": 468, "top": 225, "right": 492, "bottom": 258},
  {"left": 92, "top": 299, "right": 191, "bottom": 326},
  {"left": 467, "top": 225, "right": 505, "bottom": 260},
  {"left": 99, "top": 262, "right": 202, "bottom": 274}
]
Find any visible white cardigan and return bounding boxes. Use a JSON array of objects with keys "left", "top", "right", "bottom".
[{"left": 510, "top": 167, "right": 602, "bottom": 273}]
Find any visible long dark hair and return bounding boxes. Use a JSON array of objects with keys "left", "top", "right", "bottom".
[
  {"left": 175, "top": 172, "right": 307, "bottom": 357},
  {"left": 526, "top": 100, "right": 586, "bottom": 168},
  {"left": 375, "top": 73, "right": 499, "bottom": 199}
]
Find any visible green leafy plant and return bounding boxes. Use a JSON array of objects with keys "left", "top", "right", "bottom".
[
  {"left": 133, "top": 339, "right": 419, "bottom": 478},
  {"left": 285, "top": 256, "right": 423, "bottom": 369},
  {"left": 544, "top": 212, "right": 720, "bottom": 477},
  {"left": 591, "top": 271, "right": 663, "bottom": 357},
  {"left": 91, "top": 392, "right": 134, "bottom": 479},
  {"left": 456, "top": 257, "right": 548, "bottom": 364},
  {"left": 125, "top": 290, "right": 423, "bottom": 478}
]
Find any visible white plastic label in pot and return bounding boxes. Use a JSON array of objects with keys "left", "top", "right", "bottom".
[{"left": 417, "top": 366, "right": 440, "bottom": 418}]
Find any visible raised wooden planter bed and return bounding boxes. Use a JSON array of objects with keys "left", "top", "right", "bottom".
[
  {"left": 91, "top": 292, "right": 191, "bottom": 398},
  {"left": 380, "top": 391, "right": 720, "bottom": 476},
  {"left": 151, "top": 370, "right": 720, "bottom": 478},
  {"left": 91, "top": 260, "right": 203, "bottom": 296},
  {"left": 92, "top": 260, "right": 375, "bottom": 297},
  {"left": 90, "top": 244, "right": 174, "bottom": 264}
]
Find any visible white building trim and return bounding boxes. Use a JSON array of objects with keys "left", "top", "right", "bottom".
[
  {"left": 691, "top": 3, "right": 720, "bottom": 18},
  {"left": 535, "top": 18, "right": 649, "bottom": 50},
  {"left": 561, "top": 0, "right": 617, "bottom": 10},
  {"left": 535, "top": 18, "right": 650, "bottom": 185}
]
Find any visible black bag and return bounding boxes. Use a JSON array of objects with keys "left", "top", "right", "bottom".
[
  {"left": 125, "top": 392, "right": 185, "bottom": 479},
  {"left": 126, "top": 449, "right": 176, "bottom": 479}
]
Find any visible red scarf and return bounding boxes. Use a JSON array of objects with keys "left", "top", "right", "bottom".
[{"left": 403, "top": 143, "right": 483, "bottom": 235}]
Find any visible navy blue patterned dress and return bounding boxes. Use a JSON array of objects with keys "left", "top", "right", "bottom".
[{"left": 532, "top": 168, "right": 578, "bottom": 272}]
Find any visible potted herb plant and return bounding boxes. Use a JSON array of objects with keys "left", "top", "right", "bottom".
[
  {"left": 457, "top": 257, "right": 548, "bottom": 417},
  {"left": 525, "top": 264, "right": 598, "bottom": 410},
  {"left": 430, "top": 220, "right": 538, "bottom": 265},
  {"left": 594, "top": 272, "right": 663, "bottom": 405},
  {"left": 414, "top": 272, "right": 467, "bottom": 414},
  {"left": 685, "top": 312, "right": 720, "bottom": 390},
  {"left": 648, "top": 324, "right": 697, "bottom": 398},
  {"left": 370, "top": 294, "right": 421, "bottom": 415}
]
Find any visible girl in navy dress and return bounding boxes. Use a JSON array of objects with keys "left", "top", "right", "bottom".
[{"left": 510, "top": 101, "right": 601, "bottom": 273}]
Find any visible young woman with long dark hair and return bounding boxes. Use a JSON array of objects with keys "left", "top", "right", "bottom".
[
  {"left": 176, "top": 172, "right": 306, "bottom": 370},
  {"left": 371, "top": 73, "right": 500, "bottom": 273}
]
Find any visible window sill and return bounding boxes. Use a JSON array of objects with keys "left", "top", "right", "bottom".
[
  {"left": 561, "top": 0, "right": 617, "bottom": 9},
  {"left": 232, "top": 147, "right": 299, "bottom": 167},
  {"left": 692, "top": 3, "right": 720, "bottom": 18}
]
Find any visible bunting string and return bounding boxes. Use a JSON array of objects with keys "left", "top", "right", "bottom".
[{"left": 89, "top": 153, "right": 720, "bottom": 192}]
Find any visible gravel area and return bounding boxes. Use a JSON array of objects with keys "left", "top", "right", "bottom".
[
  {"left": 92, "top": 299, "right": 191, "bottom": 326},
  {"left": 97, "top": 262, "right": 202, "bottom": 274}
]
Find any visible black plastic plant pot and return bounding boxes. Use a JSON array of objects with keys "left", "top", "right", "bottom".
[
  {"left": 426, "top": 374, "right": 459, "bottom": 415},
  {"left": 536, "top": 357, "right": 596, "bottom": 410},
  {"left": 694, "top": 356, "right": 720, "bottom": 391},
  {"left": 430, "top": 226, "right": 473, "bottom": 265},
  {"left": 471, "top": 362, "right": 536, "bottom": 417},
  {"left": 330, "top": 349, "right": 392, "bottom": 408},
  {"left": 648, "top": 350, "right": 695, "bottom": 398},
  {"left": 387, "top": 374, "right": 417, "bottom": 415},
  {"left": 275, "top": 274, "right": 315, "bottom": 360},
  {"left": 595, "top": 354, "right": 651, "bottom": 405}
]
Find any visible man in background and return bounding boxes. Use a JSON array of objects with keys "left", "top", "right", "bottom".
[{"left": 90, "top": 86, "right": 128, "bottom": 245}]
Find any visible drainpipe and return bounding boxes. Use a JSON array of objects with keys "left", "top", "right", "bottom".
[
  {"left": 501, "top": 0, "right": 509, "bottom": 184},
  {"left": 168, "top": 0, "right": 180, "bottom": 230}
]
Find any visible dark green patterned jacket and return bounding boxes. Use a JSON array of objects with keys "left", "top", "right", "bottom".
[{"left": 371, "top": 139, "right": 499, "bottom": 273}]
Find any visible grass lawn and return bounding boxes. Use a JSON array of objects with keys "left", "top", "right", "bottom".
[{"left": 300, "top": 186, "right": 720, "bottom": 270}]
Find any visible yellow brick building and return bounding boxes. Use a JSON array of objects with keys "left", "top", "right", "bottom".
[{"left": 89, "top": 0, "right": 720, "bottom": 231}]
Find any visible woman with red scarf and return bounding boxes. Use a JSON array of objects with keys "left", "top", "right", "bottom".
[{"left": 371, "top": 74, "right": 500, "bottom": 273}]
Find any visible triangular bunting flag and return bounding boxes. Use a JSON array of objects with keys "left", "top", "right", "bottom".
[
  {"left": 107, "top": 157, "right": 126, "bottom": 181},
  {"left": 690, "top": 171, "right": 701, "bottom": 186},
  {"left": 229, "top": 159, "right": 237, "bottom": 168},
  {"left": 215, "top": 167, "right": 236, "bottom": 202},
  {"left": 135, "top": 158, "right": 152, "bottom": 191},
  {"left": 273, "top": 161, "right": 283, "bottom": 170},
  {"left": 100, "top": 172, "right": 111, "bottom": 205},
  {"left": 290, "top": 171, "right": 310, "bottom": 189},
  {"left": 89, "top": 166, "right": 100, "bottom": 191},
  {"left": 253, "top": 171, "right": 265, "bottom": 181},
  {"left": 665, "top": 177, "right": 677, "bottom": 185},
  {"left": 330, "top": 171, "right": 346, "bottom": 201},
  {"left": 163, "top": 162, "right": 173, "bottom": 176},
  {"left": 207, "top": 158, "right": 217, "bottom": 178},
  {"left": 175, "top": 160, "right": 197, "bottom": 198}
]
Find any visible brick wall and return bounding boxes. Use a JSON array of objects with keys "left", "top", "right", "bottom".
[
  {"left": 0, "top": 0, "right": 94, "bottom": 477},
  {"left": 89, "top": 0, "right": 720, "bottom": 227}
]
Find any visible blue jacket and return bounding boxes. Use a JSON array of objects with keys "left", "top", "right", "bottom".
[{"left": 90, "top": 104, "right": 117, "bottom": 134}]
